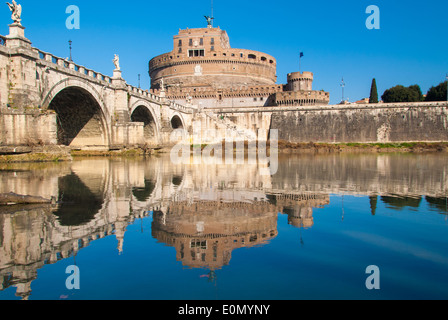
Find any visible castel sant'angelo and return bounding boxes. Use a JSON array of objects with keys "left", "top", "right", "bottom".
[{"left": 148, "top": 18, "right": 330, "bottom": 109}]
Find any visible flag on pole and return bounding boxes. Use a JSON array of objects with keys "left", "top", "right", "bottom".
[{"left": 300, "top": 52, "right": 304, "bottom": 58}]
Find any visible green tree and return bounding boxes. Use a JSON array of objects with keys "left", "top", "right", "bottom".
[
  {"left": 381, "top": 84, "right": 423, "bottom": 103},
  {"left": 425, "top": 81, "right": 448, "bottom": 101},
  {"left": 408, "top": 84, "right": 424, "bottom": 101},
  {"left": 369, "top": 78, "right": 378, "bottom": 103}
]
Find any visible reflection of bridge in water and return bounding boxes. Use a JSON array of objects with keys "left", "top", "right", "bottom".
[{"left": 1, "top": 153, "right": 447, "bottom": 299}]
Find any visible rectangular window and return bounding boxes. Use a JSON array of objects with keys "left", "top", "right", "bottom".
[
  {"left": 178, "top": 39, "right": 182, "bottom": 46},
  {"left": 211, "top": 38, "right": 215, "bottom": 45},
  {"left": 189, "top": 49, "right": 204, "bottom": 57},
  {"left": 211, "top": 46, "right": 215, "bottom": 51},
  {"left": 200, "top": 38, "right": 203, "bottom": 45},
  {"left": 189, "top": 39, "right": 193, "bottom": 46},
  {"left": 191, "top": 240, "right": 207, "bottom": 249}
]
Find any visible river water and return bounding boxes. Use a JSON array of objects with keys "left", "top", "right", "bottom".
[{"left": 0, "top": 153, "right": 447, "bottom": 300}]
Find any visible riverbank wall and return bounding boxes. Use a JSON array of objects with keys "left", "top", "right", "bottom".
[{"left": 271, "top": 102, "right": 448, "bottom": 143}]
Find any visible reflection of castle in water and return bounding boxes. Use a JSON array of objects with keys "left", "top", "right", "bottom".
[
  {"left": 1, "top": 154, "right": 447, "bottom": 299},
  {"left": 152, "top": 192, "right": 329, "bottom": 271},
  {"left": 0, "top": 158, "right": 328, "bottom": 299}
]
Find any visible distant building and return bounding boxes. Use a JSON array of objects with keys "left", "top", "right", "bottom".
[
  {"left": 355, "top": 98, "right": 369, "bottom": 104},
  {"left": 148, "top": 25, "right": 330, "bottom": 108}
]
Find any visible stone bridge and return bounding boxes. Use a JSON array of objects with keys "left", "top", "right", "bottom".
[{"left": 0, "top": 23, "right": 196, "bottom": 150}]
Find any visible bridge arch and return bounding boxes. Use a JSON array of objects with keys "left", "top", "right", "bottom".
[
  {"left": 170, "top": 113, "right": 186, "bottom": 130},
  {"left": 130, "top": 100, "right": 161, "bottom": 146},
  {"left": 42, "top": 79, "right": 110, "bottom": 149}
]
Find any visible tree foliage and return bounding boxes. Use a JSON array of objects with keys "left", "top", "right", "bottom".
[
  {"left": 369, "top": 78, "right": 378, "bottom": 103},
  {"left": 425, "top": 81, "right": 447, "bottom": 101},
  {"left": 381, "top": 84, "right": 423, "bottom": 103}
]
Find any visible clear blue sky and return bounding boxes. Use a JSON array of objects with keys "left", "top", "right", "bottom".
[{"left": 1, "top": 0, "right": 447, "bottom": 104}]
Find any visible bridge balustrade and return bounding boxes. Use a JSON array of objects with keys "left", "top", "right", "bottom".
[{"left": 34, "top": 48, "right": 112, "bottom": 84}]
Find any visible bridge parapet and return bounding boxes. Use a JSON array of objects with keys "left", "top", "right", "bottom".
[
  {"left": 169, "top": 101, "right": 194, "bottom": 114},
  {"left": 126, "top": 84, "right": 162, "bottom": 103},
  {"left": 33, "top": 48, "right": 113, "bottom": 85}
]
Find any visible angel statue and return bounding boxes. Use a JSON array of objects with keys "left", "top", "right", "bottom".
[
  {"left": 160, "top": 77, "right": 164, "bottom": 90},
  {"left": 6, "top": 0, "right": 22, "bottom": 25},
  {"left": 113, "top": 54, "right": 120, "bottom": 70},
  {"left": 204, "top": 15, "right": 214, "bottom": 27}
]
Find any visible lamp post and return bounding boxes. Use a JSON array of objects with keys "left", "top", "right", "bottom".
[{"left": 68, "top": 40, "right": 72, "bottom": 61}]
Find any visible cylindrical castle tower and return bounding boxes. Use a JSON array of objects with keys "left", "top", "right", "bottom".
[
  {"left": 287, "top": 72, "right": 313, "bottom": 91},
  {"left": 148, "top": 27, "right": 277, "bottom": 90}
]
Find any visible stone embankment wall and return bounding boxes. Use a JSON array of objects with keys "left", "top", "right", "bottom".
[
  {"left": 0, "top": 110, "right": 57, "bottom": 146},
  {"left": 271, "top": 103, "right": 448, "bottom": 143}
]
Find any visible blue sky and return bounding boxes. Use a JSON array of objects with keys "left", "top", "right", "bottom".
[{"left": 1, "top": 0, "right": 447, "bottom": 104}]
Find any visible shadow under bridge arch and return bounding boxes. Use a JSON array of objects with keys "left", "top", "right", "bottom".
[
  {"left": 130, "top": 102, "right": 160, "bottom": 147},
  {"left": 44, "top": 80, "right": 110, "bottom": 150}
]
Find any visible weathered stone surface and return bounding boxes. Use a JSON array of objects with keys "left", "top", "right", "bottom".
[
  {"left": 0, "top": 192, "right": 51, "bottom": 205},
  {"left": 271, "top": 104, "right": 448, "bottom": 143},
  {"left": 0, "top": 146, "right": 31, "bottom": 154}
]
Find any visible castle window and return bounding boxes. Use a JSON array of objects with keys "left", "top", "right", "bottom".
[
  {"left": 211, "top": 45, "right": 215, "bottom": 51},
  {"left": 200, "top": 38, "right": 203, "bottom": 45},
  {"left": 248, "top": 54, "right": 256, "bottom": 59},
  {"left": 240, "top": 53, "right": 243, "bottom": 58},
  {"left": 178, "top": 39, "right": 182, "bottom": 46},
  {"left": 189, "top": 38, "right": 193, "bottom": 46},
  {"left": 178, "top": 47, "right": 182, "bottom": 53},
  {"left": 189, "top": 49, "right": 205, "bottom": 57},
  {"left": 211, "top": 38, "right": 215, "bottom": 45},
  {"left": 261, "top": 56, "right": 267, "bottom": 62},
  {"left": 191, "top": 240, "right": 207, "bottom": 249}
]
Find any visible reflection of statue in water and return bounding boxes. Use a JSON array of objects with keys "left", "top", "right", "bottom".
[
  {"left": 207, "top": 269, "right": 217, "bottom": 284},
  {"left": 204, "top": 15, "right": 214, "bottom": 27},
  {"left": 7, "top": 0, "right": 22, "bottom": 25}
]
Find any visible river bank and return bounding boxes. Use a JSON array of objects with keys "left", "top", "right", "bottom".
[
  {"left": 1, "top": 141, "right": 447, "bottom": 163},
  {"left": 276, "top": 141, "right": 448, "bottom": 154}
]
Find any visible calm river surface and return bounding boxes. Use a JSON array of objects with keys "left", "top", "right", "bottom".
[{"left": 0, "top": 153, "right": 447, "bottom": 300}]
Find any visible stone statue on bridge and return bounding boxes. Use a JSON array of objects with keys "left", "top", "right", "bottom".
[
  {"left": 6, "top": 0, "right": 22, "bottom": 25},
  {"left": 113, "top": 54, "right": 120, "bottom": 70}
]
